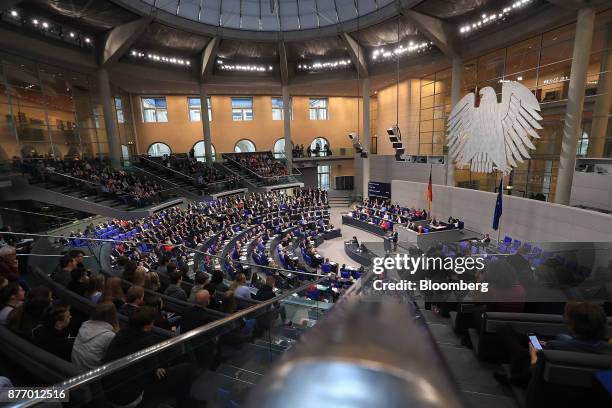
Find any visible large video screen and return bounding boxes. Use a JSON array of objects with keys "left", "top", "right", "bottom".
[{"left": 368, "top": 181, "right": 391, "bottom": 199}]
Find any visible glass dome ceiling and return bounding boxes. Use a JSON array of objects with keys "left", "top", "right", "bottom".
[{"left": 140, "top": 0, "right": 396, "bottom": 31}]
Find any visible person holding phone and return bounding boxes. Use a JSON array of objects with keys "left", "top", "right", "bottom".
[{"left": 494, "top": 301, "right": 612, "bottom": 387}]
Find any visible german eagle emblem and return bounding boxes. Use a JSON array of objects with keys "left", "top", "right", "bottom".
[{"left": 447, "top": 81, "right": 543, "bottom": 174}]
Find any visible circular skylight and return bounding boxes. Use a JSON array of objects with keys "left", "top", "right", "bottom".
[{"left": 139, "top": 0, "right": 396, "bottom": 32}]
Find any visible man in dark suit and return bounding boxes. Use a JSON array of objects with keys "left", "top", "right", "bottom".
[
  {"left": 179, "top": 290, "right": 212, "bottom": 333},
  {"left": 103, "top": 307, "right": 197, "bottom": 408},
  {"left": 254, "top": 276, "right": 291, "bottom": 326},
  {"left": 494, "top": 301, "right": 612, "bottom": 387}
]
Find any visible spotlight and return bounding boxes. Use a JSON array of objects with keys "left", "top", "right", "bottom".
[
  {"left": 69, "top": 32, "right": 76, "bottom": 38},
  {"left": 42, "top": 22, "right": 49, "bottom": 29},
  {"left": 10, "top": 10, "right": 18, "bottom": 17},
  {"left": 84, "top": 37, "right": 91, "bottom": 43},
  {"left": 32, "top": 19, "right": 39, "bottom": 25}
]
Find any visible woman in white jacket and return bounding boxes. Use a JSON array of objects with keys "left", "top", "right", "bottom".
[{"left": 71, "top": 302, "right": 119, "bottom": 369}]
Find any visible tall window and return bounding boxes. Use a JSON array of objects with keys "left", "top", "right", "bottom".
[
  {"left": 232, "top": 97, "right": 253, "bottom": 121},
  {"left": 273, "top": 138, "right": 285, "bottom": 158},
  {"left": 192, "top": 141, "right": 216, "bottom": 162},
  {"left": 309, "top": 98, "right": 328, "bottom": 120},
  {"left": 114, "top": 97, "right": 124, "bottom": 124},
  {"left": 317, "top": 165, "right": 330, "bottom": 190},
  {"left": 141, "top": 97, "right": 168, "bottom": 123},
  {"left": 234, "top": 139, "right": 256, "bottom": 152},
  {"left": 272, "top": 97, "right": 291, "bottom": 120},
  {"left": 310, "top": 137, "right": 329, "bottom": 156},
  {"left": 147, "top": 142, "right": 171, "bottom": 157},
  {"left": 188, "top": 97, "right": 212, "bottom": 122}
]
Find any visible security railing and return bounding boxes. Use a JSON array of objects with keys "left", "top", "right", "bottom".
[{"left": 5, "top": 226, "right": 342, "bottom": 407}]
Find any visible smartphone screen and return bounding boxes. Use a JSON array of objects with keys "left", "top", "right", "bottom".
[{"left": 528, "top": 335, "right": 542, "bottom": 351}]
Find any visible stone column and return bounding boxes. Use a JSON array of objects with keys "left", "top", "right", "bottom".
[
  {"left": 199, "top": 83, "right": 214, "bottom": 165},
  {"left": 587, "top": 22, "right": 612, "bottom": 157},
  {"left": 362, "top": 78, "right": 371, "bottom": 199},
  {"left": 97, "top": 67, "right": 122, "bottom": 169},
  {"left": 555, "top": 7, "right": 596, "bottom": 205},
  {"left": 282, "top": 85, "right": 293, "bottom": 173}
]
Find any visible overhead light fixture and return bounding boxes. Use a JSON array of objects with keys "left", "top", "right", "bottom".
[
  {"left": 371, "top": 41, "right": 432, "bottom": 62},
  {"left": 32, "top": 19, "right": 39, "bottom": 25},
  {"left": 297, "top": 58, "right": 352, "bottom": 72},
  {"left": 459, "top": 0, "right": 532, "bottom": 34},
  {"left": 84, "top": 37, "right": 91, "bottom": 43},
  {"left": 216, "top": 59, "right": 272, "bottom": 72},
  {"left": 41, "top": 21, "right": 49, "bottom": 29},
  {"left": 10, "top": 10, "right": 18, "bottom": 17},
  {"left": 69, "top": 32, "right": 76, "bottom": 38},
  {"left": 131, "top": 49, "right": 192, "bottom": 67}
]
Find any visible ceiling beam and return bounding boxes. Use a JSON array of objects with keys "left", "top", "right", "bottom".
[
  {"left": 401, "top": 10, "right": 459, "bottom": 60},
  {"left": 546, "top": 0, "right": 609, "bottom": 10},
  {"left": 101, "top": 16, "right": 152, "bottom": 66},
  {"left": 200, "top": 36, "right": 219, "bottom": 82},
  {"left": 341, "top": 32, "right": 368, "bottom": 78},
  {"left": 278, "top": 41, "right": 289, "bottom": 86},
  {"left": 0, "top": 0, "right": 23, "bottom": 10}
]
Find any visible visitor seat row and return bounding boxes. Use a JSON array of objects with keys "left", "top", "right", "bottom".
[{"left": 468, "top": 311, "right": 612, "bottom": 363}]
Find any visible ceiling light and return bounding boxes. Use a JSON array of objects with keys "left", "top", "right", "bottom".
[
  {"left": 459, "top": 0, "right": 532, "bottom": 34},
  {"left": 10, "top": 10, "right": 18, "bottom": 17},
  {"left": 32, "top": 19, "right": 39, "bottom": 25},
  {"left": 41, "top": 22, "right": 49, "bottom": 29},
  {"left": 84, "top": 37, "right": 91, "bottom": 43},
  {"left": 517, "top": 76, "right": 523, "bottom": 80},
  {"left": 69, "top": 32, "right": 76, "bottom": 38}
]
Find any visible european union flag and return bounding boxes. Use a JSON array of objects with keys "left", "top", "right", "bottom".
[{"left": 492, "top": 177, "right": 503, "bottom": 230}]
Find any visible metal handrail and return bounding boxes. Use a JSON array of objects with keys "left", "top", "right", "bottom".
[
  {"left": 13, "top": 274, "right": 328, "bottom": 408},
  {"left": 129, "top": 165, "right": 181, "bottom": 191},
  {"left": 0, "top": 207, "right": 78, "bottom": 221},
  {"left": 223, "top": 152, "right": 296, "bottom": 182},
  {"left": 45, "top": 170, "right": 100, "bottom": 187},
  {"left": 138, "top": 155, "right": 195, "bottom": 182}
]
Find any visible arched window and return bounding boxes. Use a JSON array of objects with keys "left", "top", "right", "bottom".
[
  {"left": 192, "top": 141, "right": 216, "bottom": 162},
  {"left": 234, "top": 139, "right": 256, "bottom": 153},
  {"left": 273, "top": 138, "right": 285, "bottom": 158},
  {"left": 147, "top": 142, "right": 171, "bottom": 157},
  {"left": 310, "top": 137, "right": 329, "bottom": 157}
]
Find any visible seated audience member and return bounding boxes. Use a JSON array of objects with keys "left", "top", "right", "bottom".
[
  {"left": 145, "top": 296, "right": 175, "bottom": 331},
  {"left": 145, "top": 271, "right": 161, "bottom": 293},
  {"left": 221, "top": 290, "right": 256, "bottom": 343},
  {"left": 33, "top": 303, "right": 74, "bottom": 361},
  {"left": 189, "top": 272, "right": 209, "bottom": 303},
  {"left": 210, "top": 270, "right": 228, "bottom": 293},
  {"left": 52, "top": 254, "right": 75, "bottom": 287},
  {"left": 232, "top": 273, "right": 251, "bottom": 300},
  {"left": 103, "top": 306, "right": 196, "bottom": 408},
  {"left": 67, "top": 266, "right": 90, "bottom": 297},
  {"left": 100, "top": 277, "right": 126, "bottom": 310},
  {"left": 85, "top": 274, "right": 105, "bottom": 304},
  {"left": 121, "top": 260, "right": 138, "bottom": 283},
  {"left": 254, "top": 276, "right": 291, "bottom": 326},
  {"left": 7, "top": 286, "right": 52, "bottom": 340},
  {"left": 480, "top": 233, "right": 491, "bottom": 244},
  {"left": 495, "top": 301, "right": 612, "bottom": 387},
  {"left": 179, "top": 290, "right": 212, "bottom": 333},
  {"left": 0, "top": 246, "right": 19, "bottom": 282},
  {"left": 131, "top": 266, "right": 148, "bottom": 287},
  {"left": 164, "top": 271, "right": 187, "bottom": 301},
  {"left": 71, "top": 302, "right": 119, "bottom": 369},
  {"left": 119, "top": 286, "right": 145, "bottom": 318},
  {"left": 68, "top": 249, "right": 88, "bottom": 270},
  {"left": 0, "top": 282, "right": 25, "bottom": 325}
]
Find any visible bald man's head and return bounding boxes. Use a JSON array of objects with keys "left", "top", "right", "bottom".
[{"left": 195, "top": 289, "right": 210, "bottom": 308}]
